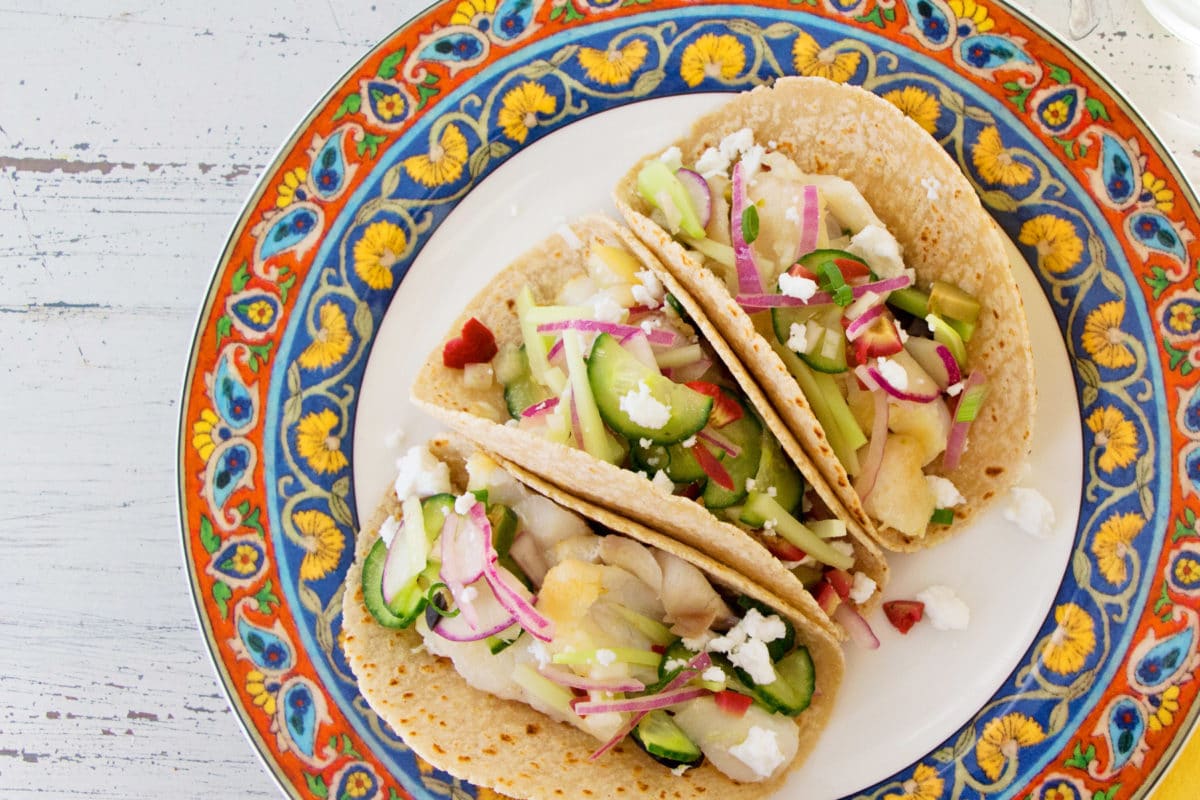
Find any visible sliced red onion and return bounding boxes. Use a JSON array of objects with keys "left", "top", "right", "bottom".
[
  {"left": 439, "top": 513, "right": 485, "bottom": 588},
  {"left": 546, "top": 338, "right": 565, "bottom": 363},
  {"left": 833, "top": 602, "right": 880, "bottom": 650},
  {"left": 521, "top": 396, "right": 560, "bottom": 419},
  {"left": 855, "top": 387, "right": 889, "bottom": 501},
  {"left": 568, "top": 388, "right": 582, "bottom": 446},
  {"left": 858, "top": 364, "right": 940, "bottom": 404},
  {"left": 621, "top": 331, "right": 660, "bottom": 371},
  {"left": 576, "top": 687, "right": 708, "bottom": 716},
  {"left": 676, "top": 168, "right": 712, "bottom": 229},
  {"left": 844, "top": 291, "right": 882, "bottom": 322},
  {"left": 626, "top": 304, "right": 654, "bottom": 318},
  {"left": 943, "top": 370, "right": 986, "bottom": 471},
  {"left": 466, "top": 504, "right": 556, "bottom": 642},
  {"left": 508, "top": 532, "right": 549, "bottom": 587},
  {"left": 730, "top": 161, "right": 764, "bottom": 295},
  {"left": 433, "top": 584, "right": 517, "bottom": 642},
  {"left": 696, "top": 428, "right": 741, "bottom": 459},
  {"left": 538, "top": 664, "right": 646, "bottom": 694},
  {"left": 797, "top": 184, "right": 820, "bottom": 257},
  {"left": 537, "top": 319, "right": 677, "bottom": 347},
  {"left": 904, "top": 338, "right": 962, "bottom": 390},
  {"left": 737, "top": 275, "right": 913, "bottom": 311},
  {"left": 589, "top": 652, "right": 712, "bottom": 761},
  {"left": 845, "top": 304, "right": 884, "bottom": 342}
]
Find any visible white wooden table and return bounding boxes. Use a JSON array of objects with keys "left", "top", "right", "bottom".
[{"left": 1, "top": 1, "right": 1196, "bottom": 797}]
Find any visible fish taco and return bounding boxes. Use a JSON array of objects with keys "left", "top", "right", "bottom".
[
  {"left": 341, "top": 435, "right": 845, "bottom": 798},
  {"left": 614, "top": 76, "right": 1036, "bottom": 551}
]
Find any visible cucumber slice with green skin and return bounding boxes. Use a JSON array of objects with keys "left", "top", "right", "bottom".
[
  {"left": 657, "top": 638, "right": 698, "bottom": 683},
  {"left": 774, "top": 647, "right": 815, "bottom": 715},
  {"left": 771, "top": 303, "right": 847, "bottom": 374},
  {"left": 501, "top": 346, "right": 550, "bottom": 419},
  {"left": 486, "top": 630, "right": 522, "bottom": 654},
  {"left": 421, "top": 494, "right": 456, "bottom": 543},
  {"left": 796, "top": 248, "right": 869, "bottom": 273},
  {"left": 637, "top": 160, "right": 706, "bottom": 240},
  {"left": 587, "top": 333, "right": 713, "bottom": 445},
  {"left": 701, "top": 393, "right": 762, "bottom": 509},
  {"left": 733, "top": 660, "right": 809, "bottom": 717},
  {"left": 631, "top": 439, "right": 706, "bottom": 483},
  {"left": 735, "top": 596, "right": 796, "bottom": 662},
  {"left": 632, "top": 710, "right": 703, "bottom": 767},
  {"left": 362, "top": 539, "right": 425, "bottom": 628},
  {"left": 739, "top": 492, "right": 854, "bottom": 570},
  {"left": 487, "top": 504, "right": 534, "bottom": 591},
  {"left": 752, "top": 428, "right": 804, "bottom": 516}
]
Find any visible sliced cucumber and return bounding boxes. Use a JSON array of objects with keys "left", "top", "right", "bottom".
[
  {"left": 487, "top": 631, "right": 522, "bottom": 654},
  {"left": 637, "top": 160, "right": 706, "bottom": 239},
  {"left": 772, "top": 303, "right": 847, "bottom": 373},
  {"left": 631, "top": 439, "right": 705, "bottom": 483},
  {"left": 362, "top": 538, "right": 424, "bottom": 629},
  {"left": 775, "top": 647, "right": 815, "bottom": 715},
  {"left": 700, "top": 392, "right": 762, "bottom": 509},
  {"left": 501, "top": 345, "right": 550, "bottom": 419},
  {"left": 587, "top": 333, "right": 712, "bottom": 445},
  {"left": 739, "top": 492, "right": 854, "bottom": 570},
  {"left": 657, "top": 638, "right": 698, "bottom": 683},
  {"left": 487, "top": 504, "right": 533, "bottom": 590},
  {"left": 421, "top": 494, "right": 457, "bottom": 543},
  {"left": 733, "top": 660, "right": 809, "bottom": 717},
  {"left": 632, "top": 710, "right": 703, "bottom": 767},
  {"left": 752, "top": 428, "right": 804, "bottom": 516}
]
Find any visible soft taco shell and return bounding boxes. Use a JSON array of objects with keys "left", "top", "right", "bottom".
[
  {"left": 410, "top": 214, "right": 887, "bottom": 637},
  {"left": 614, "top": 76, "right": 1036, "bottom": 552},
  {"left": 341, "top": 435, "right": 845, "bottom": 800}
]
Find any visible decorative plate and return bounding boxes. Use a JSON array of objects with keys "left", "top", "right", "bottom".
[{"left": 178, "top": 1, "right": 1200, "bottom": 798}]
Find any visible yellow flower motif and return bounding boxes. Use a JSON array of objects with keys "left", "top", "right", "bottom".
[
  {"left": 1091, "top": 512, "right": 1144, "bottom": 585},
  {"left": 1149, "top": 685, "right": 1181, "bottom": 732},
  {"left": 450, "top": 0, "right": 496, "bottom": 25},
  {"left": 345, "top": 771, "right": 372, "bottom": 798},
  {"left": 949, "top": 0, "right": 995, "bottom": 32},
  {"left": 298, "top": 301, "right": 353, "bottom": 371},
  {"left": 229, "top": 544, "right": 260, "bottom": 576},
  {"left": 1142, "top": 172, "right": 1175, "bottom": 212},
  {"left": 1081, "top": 300, "right": 1136, "bottom": 369},
  {"left": 498, "top": 81, "right": 557, "bottom": 144},
  {"left": 376, "top": 92, "right": 407, "bottom": 122},
  {"left": 1175, "top": 556, "right": 1200, "bottom": 584},
  {"left": 245, "top": 299, "right": 275, "bottom": 326},
  {"left": 404, "top": 123, "right": 469, "bottom": 188},
  {"left": 972, "top": 127, "right": 1033, "bottom": 186},
  {"left": 192, "top": 408, "right": 221, "bottom": 461},
  {"left": 1042, "top": 100, "right": 1072, "bottom": 128},
  {"left": 296, "top": 409, "right": 348, "bottom": 475},
  {"left": 791, "top": 32, "right": 861, "bottom": 83},
  {"left": 1042, "top": 603, "right": 1096, "bottom": 675},
  {"left": 1085, "top": 406, "right": 1139, "bottom": 472},
  {"left": 1044, "top": 787, "right": 1076, "bottom": 800},
  {"left": 680, "top": 33, "right": 746, "bottom": 88},
  {"left": 577, "top": 39, "right": 649, "bottom": 86},
  {"left": 883, "top": 86, "right": 941, "bottom": 134},
  {"left": 294, "top": 509, "right": 346, "bottom": 581},
  {"left": 275, "top": 167, "right": 308, "bottom": 208},
  {"left": 884, "top": 763, "right": 945, "bottom": 800},
  {"left": 975, "top": 713, "right": 1046, "bottom": 781},
  {"left": 353, "top": 220, "right": 408, "bottom": 290},
  {"left": 246, "top": 670, "right": 277, "bottom": 715},
  {"left": 1019, "top": 214, "right": 1083, "bottom": 274},
  {"left": 1168, "top": 302, "right": 1196, "bottom": 334}
]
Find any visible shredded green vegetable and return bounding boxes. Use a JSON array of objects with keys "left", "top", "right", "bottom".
[
  {"left": 930, "top": 508, "right": 955, "bottom": 526},
  {"left": 955, "top": 384, "right": 988, "bottom": 423},
  {"left": 741, "top": 204, "right": 760, "bottom": 244}
]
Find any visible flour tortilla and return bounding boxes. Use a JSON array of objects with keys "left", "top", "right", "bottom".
[
  {"left": 614, "top": 76, "right": 1036, "bottom": 551},
  {"left": 411, "top": 215, "right": 888, "bottom": 637},
  {"left": 341, "top": 435, "right": 844, "bottom": 800}
]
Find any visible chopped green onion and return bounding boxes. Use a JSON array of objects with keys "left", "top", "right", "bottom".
[
  {"left": 816, "top": 260, "right": 853, "bottom": 307},
  {"left": 424, "top": 583, "right": 461, "bottom": 618},
  {"left": 470, "top": 489, "right": 489, "bottom": 505},
  {"left": 955, "top": 384, "right": 988, "bottom": 423},
  {"left": 552, "top": 647, "right": 663, "bottom": 668},
  {"left": 741, "top": 204, "right": 760, "bottom": 244},
  {"left": 930, "top": 508, "right": 955, "bottom": 526}
]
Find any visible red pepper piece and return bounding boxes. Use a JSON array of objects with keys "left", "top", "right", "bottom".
[
  {"left": 684, "top": 381, "right": 743, "bottom": 427},
  {"left": 815, "top": 579, "right": 841, "bottom": 617},
  {"left": 714, "top": 690, "right": 753, "bottom": 717},
  {"left": 883, "top": 600, "right": 925, "bottom": 635},
  {"left": 691, "top": 442, "right": 734, "bottom": 491},
  {"left": 442, "top": 317, "right": 498, "bottom": 368},
  {"left": 760, "top": 535, "right": 806, "bottom": 562},
  {"left": 825, "top": 568, "right": 854, "bottom": 601}
]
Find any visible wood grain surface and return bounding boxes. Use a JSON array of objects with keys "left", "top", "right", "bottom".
[{"left": 0, "top": 1, "right": 1196, "bottom": 797}]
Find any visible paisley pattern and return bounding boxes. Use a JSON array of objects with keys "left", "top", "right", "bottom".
[{"left": 178, "top": 1, "right": 1200, "bottom": 798}]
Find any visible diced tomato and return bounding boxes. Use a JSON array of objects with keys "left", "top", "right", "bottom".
[
  {"left": 760, "top": 535, "right": 806, "bottom": 562},
  {"left": 883, "top": 600, "right": 925, "bottom": 635},
  {"left": 851, "top": 314, "right": 904, "bottom": 364},
  {"left": 442, "top": 317, "right": 498, "bottom": 368},
  {"left": 714, "top": 690, "right": 754, "bottom": 717},
  {"left": 651, "top": 643, "right": 666, "bottom": 654},
  {"left": 825, "top": 568, "right": 854, "bottom": 600},
  {"left": 684, "top": 381, "right": 743, "bottom": 427},
  {"left": 788, "top": 258, "right": 871, "bottom": 283},
  {"left": 691, "top": 442, "right": 734, "bottom": 491},
  {"left": 787, "top": 263, "right": 818, "bottom": 281},
  {"left": 816, "top": 579, "right": 841, "bottom": 616}
]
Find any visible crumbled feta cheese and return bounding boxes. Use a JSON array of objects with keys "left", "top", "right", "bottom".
[
  {"left": 664, "top": 657, "right": 689, "bottom": 672},
  {"left": 681, "top": 631, "right": 714, "bottom": 651},
  {"left": 728, "top": 639, "right": 774, "bottom": 685},
  {"left": 786, "top": 321, "right": 809, "bottom": 352},
  {"left": 767, "top": 486, "right": 777, "bottom": 498},
  {"left": 594, "top": 648, "right": 617, "bottom": 666},
  {"left": 702, "top": 666, "right": 726, "bottom": 684},
  {"left": 762, "top": 518, "right": 777, "bottom": 532},
  {"left": 1004, "top": 487, "right": 1055, "bottom": 538},
  {"left": 557, "top": 224, "right": 582, "bottom": 250},
  {"left": 920, "top": 176, "right": 942, "bottom": 201},
  {"left": 779, "top": 272, "right": 819, "bottom": 300},
  {"left": 379, "top": 515, "right": 402, "bottom": 548},
  {"left": 460, "top": 585, "right": 478, "bottom": 603},
  {"left": 638, "top": 437, "right": 653, "bottom": 449},
  {"left": 670, "top": 764, "right": 691, "bottom": 777},
  {"left": 394, "top": 445, "right": 453, "bottom": 499},
  {"left": 740, "top": 144, "right": 765, "bottom": 178},
  {"left": 695, "top": 147, "right": 729, "bottom": 178},
  {"left": 848, "top": 572, "right": 877, "bottom": 604},
  {"left": 682, "top": 436, "right": 697, "bottom": 448},
  {"left": 830, "top": 540, "right": 855, "bottom": 559},
  {"left": 784, "top": 203, "right": 801, "bottom": 224},
  {"left": 767, "top": 140, "right": 778, "bottom": 149},
  {"left": 847, "top": 224, "right": 907, "bottom": 278},
  {"left": 639, "top": 318, "right": 659, "bottom": 335},
  {"left": 659, "top": 145, "right": 683, "bottom": 171},
  {"left": 454, "top": 493, "right": 478, "bottom": 514},
  {"left": 529, "top": 640, "right": 551, "bottom": 667},
  {"left": 632, "top": 269, "right": 664, "bottom": 307},
  {"left": 729, "top": 726, "right": 786, "bottom": 780},
  {"left": 894, "top": 321, "right": 909, "bottom": 343},
  {"left": 945, "top": 380, "right": 965, "bottom": 397},
  {"left": 875, "top": 356, "right": 909, "bottom": 391},
  {"left": 719, "top": 128, "right": 755, "bottom": 162},
  {"left": 927, "top": 475, "right": 966, "bottom": 508},
  {"left": 745, "top": 478, "right": 757, "bottom": 491},
  {"left": 742, "top": 609, "right": 787, "bottom": 644},
  {"left": 915, "top": 585, "right": 970, "bottom": 630},
  {"left": 590, "top": 293, "right": 626, "bottom": 323},
  {"left": 708, "top": 609, "right": 783, "bottom": 684},
  {"left": 651, "top": 470, "right": 675, "bottom": 494},
  {"left": 619, "top": 381, "right": 672, "bottom": 429}
]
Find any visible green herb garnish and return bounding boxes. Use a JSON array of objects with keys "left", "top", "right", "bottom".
[
  {"left": 930, "top": 507, "right": 955, "bottom": 526},
  {"left": 741, "top": 204, "right": 760, "bottom": 244}
]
